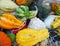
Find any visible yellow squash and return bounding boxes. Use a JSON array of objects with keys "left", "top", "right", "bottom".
[
  {"left": 55, "top": 17, "right": 60, "bottom": 21},
  {"left": 52, "top": 21, "right": 60, "bottom": 28},
  {"left": 0, "top": 13, "right": 24, "bottom": 29},
  {"left": 16, "top": 28, "right": 49, "bottom": 46},
  {"left": 52, "top": 17, "right": 60, "bottom": 28}
]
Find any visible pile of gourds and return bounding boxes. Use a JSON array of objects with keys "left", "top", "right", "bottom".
[{"left": 0, "top": 0, "right": 60, "bottom": 46}]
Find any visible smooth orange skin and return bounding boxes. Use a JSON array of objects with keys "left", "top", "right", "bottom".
[
  {"left": 16, "top": 0, "right": 33, "bottom": 5},
  {"left": 0, "top": 31, "right": 11, "bottom": 46},
  {"left": 16, "top": 0, "right": 26, "bottom": 5}
]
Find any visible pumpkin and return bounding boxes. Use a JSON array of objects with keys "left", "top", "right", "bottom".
[
  {"left": 28, "top": 17, "right": 46, "bottom": 30},
  {"left": 16, "top": 28, "right": 49, "bottom": 46},
  {"left": 16, "top": 0, "right": 33, "bottom": 6},
  {"left": 0, "top": 13, "right": 24, "bottom": 29},
  {"left": 0, "top": 31, "right": 11, "bottom": 46}
]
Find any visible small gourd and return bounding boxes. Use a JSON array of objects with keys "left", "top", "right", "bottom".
[
  {"left": 0, "top": 13, "right": 24, "bottom": 29},
  {"left": 16, "top": 28, "right": 49, "bottom": 46}
]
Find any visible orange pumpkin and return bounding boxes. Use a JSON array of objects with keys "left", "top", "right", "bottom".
[
  {"left": 0, "top": 31, "right": 11, "bottom": 46},
  {"left": 16, "top": 0, "right": 33, "bottom": 5}
]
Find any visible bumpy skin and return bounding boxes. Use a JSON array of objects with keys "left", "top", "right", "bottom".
[
  {"left": 16, "top": 5, "right": 36, "bottom": 20},
  {"left": 16, "top": 28, "right": 49, "bottom": 46},
  {"left": 0, "top": 13, "right": 24, "bottom": 29},
  {"left": 0, "top": 31, "right": 11, "bottom": 46}
]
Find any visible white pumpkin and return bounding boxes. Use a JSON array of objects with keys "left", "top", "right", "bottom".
[{"left": 28, "top": 17, "right": 46, "bottom": 30}]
